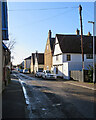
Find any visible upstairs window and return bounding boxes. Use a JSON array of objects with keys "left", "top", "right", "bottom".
[
  {"left": 86, "top": 54, "right": 93, "bottom": 59},
  {"left": 67, "top": 55, "right": 71, "bottom": 61}
]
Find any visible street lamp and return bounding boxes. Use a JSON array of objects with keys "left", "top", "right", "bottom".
[{"left": 88, "top": 21, "right": 95, "bottom": 84}]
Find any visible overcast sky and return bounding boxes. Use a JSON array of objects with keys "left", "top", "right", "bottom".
[{"left": 7, "top": 2, "right": 94, "bottom": 65}]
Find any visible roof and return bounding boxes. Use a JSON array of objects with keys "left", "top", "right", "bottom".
[
  {"left": 56, "top": 34, "right": 96, "bottom": 54},
  {"left": 24, "top": 56, "right": 31, "bottom": 60},
  {"left": 50, "top": 38, "right": 55, "bottom": 54},
  {"left": 37, "top": 53, "right": 44, "bottom": 65}
]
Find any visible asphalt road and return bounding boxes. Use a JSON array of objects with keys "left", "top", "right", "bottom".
[{"left": 13, "top": 71, "right": 96, "bottom": 119}]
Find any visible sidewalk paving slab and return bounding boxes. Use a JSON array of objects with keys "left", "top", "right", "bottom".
[{"left": 2, "top": 75, "right": 26, "bottom": 119}]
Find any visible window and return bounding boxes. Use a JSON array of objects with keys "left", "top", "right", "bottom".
[
  {"left": 56, "top": 56, "right": 58, "bottom": 61},
  {"left": 67, "top": 55, "right": 71, "bottom": 61},
  {"left": 86, "top": 54, "right": 93, "bottom": 59}
]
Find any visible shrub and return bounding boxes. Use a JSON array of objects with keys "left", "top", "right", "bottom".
[{"left": 87, "top": 64, "right": 96, "bottom": 83}]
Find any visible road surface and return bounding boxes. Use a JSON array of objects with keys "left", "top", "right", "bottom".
[{"left": 13, "top": 71, "right": 96, "bottom": 119}]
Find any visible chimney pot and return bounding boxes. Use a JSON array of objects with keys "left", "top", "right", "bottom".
[
  {"left": 88, "top": 32, "right": 91, "bottom": 36},
  {"left": 76, "top": 28, "right": 80, "bottom": 35},
  {"left": 48, "top": 30, "right": 52, "bottom": 40}
]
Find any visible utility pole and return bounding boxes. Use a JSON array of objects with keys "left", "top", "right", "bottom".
[{"left": 79, "top": 5, "right": 84, "bottom": 82}]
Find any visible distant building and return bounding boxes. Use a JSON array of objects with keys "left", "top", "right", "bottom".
[
  {"left": 44, "top": 30, "right": 55, "bottom": 71},
  {"left": 34, "top": 51, "right": 44, "bottom": 73},
  {"left": 24, "top": 56, "right": 31, "bottom": 70},
  {"left": 30, "top": 53, "right": 35, "bottom": 73},
  {"left": 53, "top": 30, "right": 96, "bottom": 80}
]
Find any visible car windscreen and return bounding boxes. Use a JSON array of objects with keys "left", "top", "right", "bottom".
[{"left": 46, "top": 71, "right": 51, "bottom": 73}]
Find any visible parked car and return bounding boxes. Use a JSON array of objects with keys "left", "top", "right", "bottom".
[
  {"left": 42, "top": 70, "right": 57, "bottom": 80},
  {"left": 20, "top": 69, "right": 23, "bottom": 73},
  {"left": 23, "top": 69, "right": 29, "bottom": 74},
  {"left": 35, "top": 70, "right": 43, "bottom": 77},
  {"left": 17, "top": 68, "right": 20, "bottom": 72}
]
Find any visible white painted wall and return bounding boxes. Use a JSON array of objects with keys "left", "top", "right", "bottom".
[
  {"left": 71, "top": 54, "right": 82, "bottom": 62},
  {"left": 54, "top": 37, "right": 62, "bottom": 55},
  {"left": 34, "top": 55, "right": 38, "bottom": 73},
  {"left": 53, "top": 54, "right": 63, "bottom": 65},
  {"left": 63, "top": 62, "right": 69, "bottom": 79},
  {"left": 58, "top": 65, "right": 63, "bottom": 77}
]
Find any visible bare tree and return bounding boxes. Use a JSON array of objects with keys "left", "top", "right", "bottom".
[{"left": 4, "top": 34, "right": 16, "bottom": 51}]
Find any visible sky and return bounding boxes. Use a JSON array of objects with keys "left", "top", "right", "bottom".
[{"left": 7, "top": 2, "right": 95, "bottom": 65}]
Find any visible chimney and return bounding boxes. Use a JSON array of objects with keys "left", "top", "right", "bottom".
[
  {"left": 48, "top": 30, "right": 51, "bottom": 41},
  {"left": 76, "top": 28, "right": 80, "bottom": 35},
  {"left": 36, "top": 50, "right": 38, "bottom": 58},
  {"left": 88, "top": 32, "right": 91, "bottom": 36}
]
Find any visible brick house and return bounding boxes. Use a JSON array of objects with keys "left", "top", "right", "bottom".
[{"left": 44, "top": 30, "right": 55, "bottom": 71}]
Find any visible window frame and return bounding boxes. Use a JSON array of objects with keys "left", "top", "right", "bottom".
[
  {"left": 86, "top": 54, "right": 93, "bottom": 59},
  {"left": 67, "top": 54, "right": 71, "bottom": 61}
]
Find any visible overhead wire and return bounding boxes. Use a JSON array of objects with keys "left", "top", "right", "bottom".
[
  {"left": 32, "top": 7, "right": 78, "bottom": 24},
  {"left": 8, "top": 6, "right": 78, "bottom": 11}
]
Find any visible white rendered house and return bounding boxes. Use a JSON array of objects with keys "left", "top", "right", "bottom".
[{"left": 53, "top": 33, "right": 96, "bottom": 80}]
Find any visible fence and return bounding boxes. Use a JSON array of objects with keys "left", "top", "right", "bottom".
[{"left": 70, "top": 70, "right": 92, "bottom": 82}]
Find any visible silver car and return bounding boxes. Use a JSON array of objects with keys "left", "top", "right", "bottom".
[
  {"left": 35, "top": 70, "right": 43, "bottom": 77},
  {"left": 42, "top": 70, "right": 57, "bottom": 80}
]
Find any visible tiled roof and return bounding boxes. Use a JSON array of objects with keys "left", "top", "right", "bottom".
[
  {"left": 56, "top": 34, "right": 96, "bottom": 54},
  {"left": 50, "top": 38, "right": 55, "bottom": 54},
  {"left": 37, "top": 53, "right": 44, "bottom": 65}
]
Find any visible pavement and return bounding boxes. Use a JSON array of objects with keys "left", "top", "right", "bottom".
[
  {"left": 2, "top": 72, "right": 96, "bottom": 119},
  {"left": 2, "top": 74, "right": 27, "bottom": 119}
]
